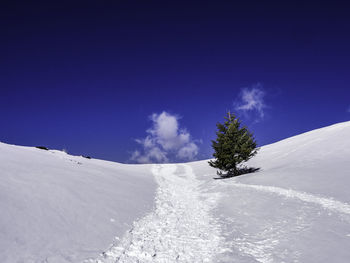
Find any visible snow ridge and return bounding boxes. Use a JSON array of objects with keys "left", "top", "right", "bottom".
[{"left": 89, "top": 164, "right": 223, "bottom": 263}]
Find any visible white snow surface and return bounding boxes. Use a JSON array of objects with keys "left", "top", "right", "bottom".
[
  {"left": 1, "top": 121, "right": 350, "bottom": 262},
  {"left": 0, "top": 144, "right": 156, "bottom": 262}
]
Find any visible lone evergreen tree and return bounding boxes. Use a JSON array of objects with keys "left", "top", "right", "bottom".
[{"left": 209, "top": 112, "right": 259, "bottom": 177}]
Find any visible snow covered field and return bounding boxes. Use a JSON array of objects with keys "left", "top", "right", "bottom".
[
  {"left": 1, "top": 121, "right": 350, "bottom": 262},
  {"left": 0, "top": 144, "right": 156, "bottom": 262}
]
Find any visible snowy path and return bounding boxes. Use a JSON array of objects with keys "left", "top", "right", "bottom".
[
  {"left": 88, "top": 164, "right": 223, "bottom": 263},
  {"left": 231, "top": 182, "right": 350, "bottom": 215},
  {"left": 215, "top": 181, "right": 350, "bottom": 263},
  {"left": 84, "top": 165, "right": 350, "bottom": 263}
]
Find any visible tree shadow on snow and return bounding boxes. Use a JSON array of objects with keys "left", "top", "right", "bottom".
[{"left": 213, "top": 167, "right": 260, "bottom": 180}]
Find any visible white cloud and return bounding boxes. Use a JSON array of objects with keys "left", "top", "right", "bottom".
[
  {"left": 176, "top": 142, "right": 199, "bottom": 160},
  {"left": 235, "top": 83, "right": 266, "bottom": 119},
  {"left": 130, "top": 148, "right": 168, "bottom": 164},
  {"left": 130, "top": 111, "right": 199, "bottom": 163}
]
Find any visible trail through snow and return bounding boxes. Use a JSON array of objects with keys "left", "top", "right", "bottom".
[
  {"left": 88, "top": 164, "right": 224, "bottom": 263},
  {"left": 215, "top": 181, "right": 350, "bottom": 263},
  {"left": 84, "top": 164, "right": 350, "bottom": 263},
  {"left": 230, "top": 182, "right": 350, "bottom": 215},
  {"left": 83, "top": 163, "right": 350, "bottom": 263}
]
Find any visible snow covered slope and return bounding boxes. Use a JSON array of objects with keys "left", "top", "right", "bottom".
[
  {"left": 1, "top": 121, "right": 350, "bottom": 263},
  {"left": 189, "top": 121, "right": 350, "bottom": 262},
  {"left": 0, "top": 143, "right": 156, "bottom": 262},
  {"left": 94, "top": 121, "right": 350, "bottom": 263}
]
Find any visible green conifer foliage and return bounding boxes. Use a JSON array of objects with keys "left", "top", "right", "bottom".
[{"left": 209, "top": 112, "right": 258, "bottom": 177}]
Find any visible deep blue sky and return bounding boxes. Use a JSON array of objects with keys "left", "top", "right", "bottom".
[{"left": 1, "top": 1, "right": 349, "bottom": 162}]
